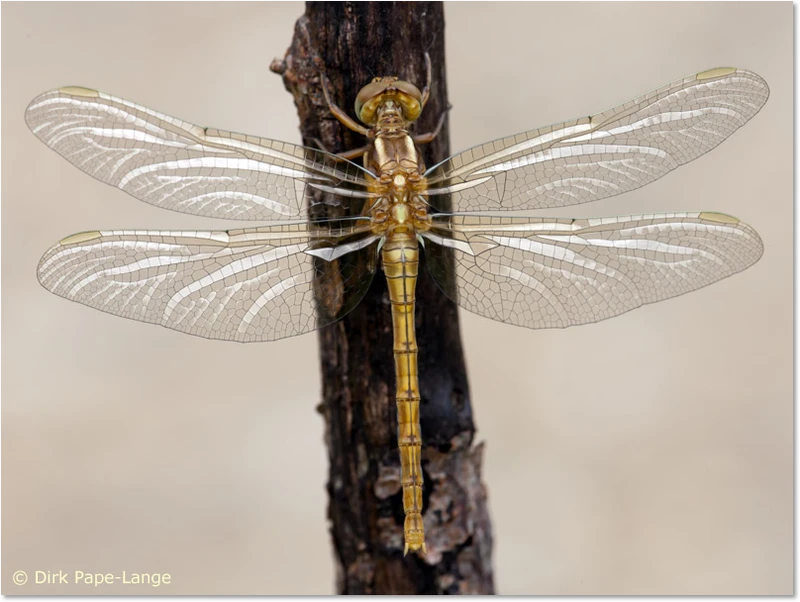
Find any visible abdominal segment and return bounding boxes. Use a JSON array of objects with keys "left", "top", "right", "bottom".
[{"left": 381, "top": 231, "right": 426, "bottom": 555}]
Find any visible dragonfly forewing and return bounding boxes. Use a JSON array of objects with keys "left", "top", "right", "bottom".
[
  {"left": 424, "top": 68, "right": 769, "bottom": 213},
  {"left": 37, "top": 220, "right": 380, "bottom": 342},
  {"left": 422, "top": 212, "right": 763, "bottom": 329},
  {"left": 25, "top": 88, "right": 374, "bottom": 222}
]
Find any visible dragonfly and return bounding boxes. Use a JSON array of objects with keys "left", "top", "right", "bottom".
[{"left": 27, "top": 65, "right": 768, "bottom": 556}]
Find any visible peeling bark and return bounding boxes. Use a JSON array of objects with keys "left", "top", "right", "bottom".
[{"left": 271, "top": 3, "right": 494, "bottom": 594}]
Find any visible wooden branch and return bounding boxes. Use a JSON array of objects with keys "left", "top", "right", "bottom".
[{"left": 271, "top": 2, "right": 494, "bottom": 594}]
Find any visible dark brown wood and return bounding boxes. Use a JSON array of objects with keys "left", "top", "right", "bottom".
[{"left": 271, "top": 3, "right": 494, "bottom": 594}]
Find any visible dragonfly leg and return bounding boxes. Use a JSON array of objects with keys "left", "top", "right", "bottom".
[
  {"left": 420, "top": 52, "right": 432, "bottom": 109},
  {"left": 309, "top": 137, "right": 369, "bottom": 162},
  {"left": 412, "top": 103, "right": 450, "bottom": 145},
  {"left": 319, "top": 71, "right": 370, "bottom": 136}
]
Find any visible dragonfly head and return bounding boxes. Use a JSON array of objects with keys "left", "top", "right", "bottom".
[{"left": 355, "top": 76, "right": 422, "bottom": 126}]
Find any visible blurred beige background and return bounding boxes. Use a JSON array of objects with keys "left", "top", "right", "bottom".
[{"left": 2, "top": 2, "right": 791, "bottom": 595}]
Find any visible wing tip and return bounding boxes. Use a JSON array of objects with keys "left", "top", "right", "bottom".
[
  {"left": 36, "top": 232, "right": 103, "bottom": 292},
  {"left": 25, "top": 87, "right": 101, "bottom": 132},
  {"left": 695, "top": 67, "right": 770, "bottom": 102},
  {"left": 697, "top": 212, "right": 764, "bottom": 265}
]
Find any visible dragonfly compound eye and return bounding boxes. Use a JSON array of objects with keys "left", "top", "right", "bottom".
[{"left": 355, "top": 79, "right": 423, "bottom": 125}]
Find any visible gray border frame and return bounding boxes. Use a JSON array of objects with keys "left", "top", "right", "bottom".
[
  {"left": 792, "top": 1, "right": 800, "bottom": 593},
  {"left": 0, "top": 0, "right": 800, "bottom": 602}
]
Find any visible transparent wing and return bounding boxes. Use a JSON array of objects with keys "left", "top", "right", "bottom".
[
  {"left": 25, "top": 87, "right": 374, "bottom": 221},
  {"left": 424, "top": 68, "right": 769, "bottom": 212},
  {"left": 37, "top": 220, "right": 380, "bottom": 342},
  {"left": 422, "top": 212, "right": 762, "bottom": 329}
]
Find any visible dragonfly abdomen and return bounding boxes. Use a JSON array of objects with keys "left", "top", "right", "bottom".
[{"left": 381, "top": 231, "right": 426, "bottom": 555}]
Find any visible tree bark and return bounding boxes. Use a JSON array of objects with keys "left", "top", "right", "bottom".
[{"left": 271, "top": 3, "right": 494, "bottom": 594}]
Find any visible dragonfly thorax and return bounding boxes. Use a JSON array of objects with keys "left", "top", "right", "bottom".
[
  {"left": 367, "top": 175, "right": 431, "bottom": 237},
  {"left": 366, "top": 130, "right": 426, "bottom": 179}
]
